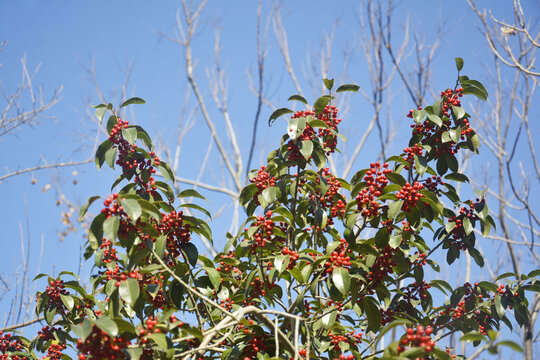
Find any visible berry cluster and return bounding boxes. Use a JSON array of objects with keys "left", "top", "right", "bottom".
[
  {"left": 316, "top": 238, "right": 351, "bottom": 274},
  {"left": 438, "top": 282, "right": 493, "bottom": 335},
  {"left": 108, "top": 117, "right": 160, "bottom": 196},
  {"left": 250, "top": 166, "right": 276, "bottom": 204},
  {"left": 37, "top": 326, "right": 57, "bottom": 342},
  {"left": 423, "top": 175, "right": 444, "bottom": 196},
  {"left": 408, "top": 87, "right": 474, "bottom": 157},
  {"left": 44, "top": 342, "right": 67, "bottom": 360},
  {"left": 317, "top": 105, "right": 341, "bottom": 155},
  {"left": 312, "top": 168, "right": 346, "bottom": 222},
  {"left": 100, "top": 238, "right": 119, "bottom": 263},
  {"left": 100, "top": 193, "right": 123, "bottom": 218},
  {"left": 37, "top": 279, "right": 70, "bottom": 311},
  {"left": 366, "top": 246, "right": 397, "bottom": 291},
  {"left": 397, "top": 325, "right": 435, "bottom": 357},
  {"left": 355, "top": 162, "right": 391, "bottom": 218},
  {"left": 404, "top": 280, "right": 431, "bottom": 301},
  {"left": 281, "top": 247, "right": 300, "bottom": 269},
  {"left": 286, "top": 110, "right": 316, "bottom": 163},
  {"left": 0, "top": 331, "right": 28, "bottom": 360},
  {"left": 77, "top": 326, "right": 130, "bottom": 360},
  {"left": 395, "top": 182, "right": 424, "bottom": 212},
  {"left": 402, "top": 144, "right": 423, "bottom": 169},
  {"left": 157, "top": 210, "right": 192, "bottom": 259},
  {"left": 216, "top": 251, "right": 243, "bottom": 278},
  {"left": 244, "top": 211, "right": 278, "bottom": 253},
  {"left": 445, "top": 199, "right": 483, "bottom": 250}
]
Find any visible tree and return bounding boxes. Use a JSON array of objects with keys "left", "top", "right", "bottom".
[{"left": 2, "top": 58, "right": 538, "bottom": 360}]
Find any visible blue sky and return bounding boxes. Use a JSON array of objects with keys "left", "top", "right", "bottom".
[{"left": 0, "top": 0, "right": 538, "bottom": 356}]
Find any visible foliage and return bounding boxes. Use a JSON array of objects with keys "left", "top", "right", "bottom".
[{"left": 5, "top": 60, "right": 539, "bottom": 360}]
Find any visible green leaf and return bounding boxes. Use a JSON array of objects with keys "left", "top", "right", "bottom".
[
  {"left": 122, "top": 127, "right": 137, "bottom": 145},
  {"left": 119, "top": 278, "right": 140, "bottom": 307},
  {"left": 427, "top": 114, "right": 442, "bottom": 127},
  {"left": 332, "top": 267, "right": 350, "bottom": 295},
  {"left": 154, "top": 235, "right": 167, "bottom": 258},
  {"left": 79, "top": 196, "right": 101, "bottom": 221},
  {"left": 469, "top": 247, "right": 484, "bottom": 267},
  {"left": 71, "top": 319, "right": 93, "bottom": 342},
  {"left": 147, "top": 332, "right": 168, "bottom": 351},
  {"left": 375, "top": 228, "right": 390, "bottom": 248},
  {"left": 274, "top": 255, "right": 290, "bottom": 274},
  {"left": 157, "top": 162, "right": 175, "bottom": 183},
  {"left": 104, "top": 147, "right": 118, "bottom": 168},
  {"left": 125, "top": 348, "right": 142, "bottom": 360},
  {"left": 268, "top": 108, "right": 293, "bottom": 126},
  {"left": 386, "top": 172, "right": 407, "bottom": 186},
  {"left": 494, "top": 295, "right": 506, "bottom": 318},
  {"left": 322, "top": 308, "right": 337, "bottom": 329},
  {"left": 433, "top": 98, "right": 443, "bottom": 116},
  {"left": 94, "top": 106, "right": 107, "bottom": 123},
  {"left": 138, "top": 200, "right": 162, "bottom": 220},
  {"left": 179, "top": 203, "right": 212, "bottom": 219},
  {"left": 413, "top": 109, "right": 427, "bottom": 124},
  {"left": 462, "top": 86, "right": 487, "bottom": 101},
  {"left": 94, "top": 317, "right": 118, "bottom": 337},
  {"left": 388, "top": 200, "right": 404, "bottom": 219},
  {"left": 180, "top": 243, "right": 198, "bottom": 267},
  {"left": 121, "top": 198, "right": 142, "bottom": 221},
  {"left": 414, "top": 154, "right": 428, "bottom": 176},
  {"left": 363, "top": 297, "right": 382, "bottom": 332},
  {"left": 498, "top": 340, "right": 523, "bottom": 352},
  {"left": 203, "top": 267, "right": 221, "bottom": 289},
  {"left": 288, "top": 94, "right": 308, "bottom": 104},
  {"left": 103, "top": 216, "right": 119, "bottom": 240},
  {"left": 287, "top": 116, "right": 307, "bottom": 140},
  {"left": 178, "top": 188, "right": 206, "bottom": 200},
  {"left": 436, "top": 156, "right": 448, "bottom": 176},
  {"left": 336, "top": 84, "right": 360, "bottom": 93},
  {"left": 461, "top": 332, "right": 486, "bottom": 342},
  {"left": 315, "top": 207, "right": 328, "bottom": 229},
  {"left": 299, "top": 140, "right": 314, "bottom": 160},
  {"left": 452, "top": 105, "right": 466, "bottom": 120},
  {"left": 323, "top": 78, "right": 334, "bottom": 91},
  {"left": 450, "top": 127, "right": 461, "bottom": 143},
  {"left": 95, "top": 140, "right": 113, "bottom": 170},
  {"left": 462, "top": 217, "right": 473, "bottom": 235},
  {"left": 455, "top": 57, "right": 464, "bottom": 71},
  {"left": 313, "top": 96, "right": 330, "bottom": 114},
  {"left": 88, "top": 213, "right": 105, "bottom": 250},
  {"left": 120, "top": 97, "right": 146, "bottom": 108},
  {"left": 60, "top": 294, "right": 74, "bottom": 311},
  {"left": 444, "top": 173, "right": 469, "bottom": 183}
]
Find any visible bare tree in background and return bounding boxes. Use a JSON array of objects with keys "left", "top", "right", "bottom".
[{"left": 466, "top": 1, "right": 540, "bottom": 358}]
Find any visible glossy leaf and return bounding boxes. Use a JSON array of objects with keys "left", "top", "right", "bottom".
[
  {"left": 120, "top": 97, "right": 146, "bottom": 108},
  {"left": 119, "top": 278, "right": 140, "bottom": 307},
  {"left": 122, "top": 127, "right": 137, "bottom": 145},
  {"left": 180, "top": 243, "right": 198, "bottom": 267},
  {"left": 94, "top": 317, "right": 118, "bottom": 337},
  {"left": 323, "top": 78, "right": 334, "bottom": 90},
  {"left": 268, "top": 108, "right": 293, "bottom": 126},
  {"left": 79, "top": 195, "right": 101, "bottom": 221},
  {"left": 336, "top": 84, "right": 360, "bottom": 93},
  {"left": 455, "top": 57, "right": 464, "bottom": 71},
  {"left": 332, "top": 267, "right": 350, "bottom": 295},
  {"left": 95, "top": 140, "right": 113, "bottom": 170},
  {"left": 121, "top": 198, "right": 142, "bottom": 221},
  {"left": 288, "top": 94, "right": 308, "bottom": 104},
  {"left": 287, "top": 116, "right": 307, "bottom": 140},
  {"left": 204, "top": 267, "right": 221, "bottom": 289},
  {"left": 313, "top": 96, "right": 330, "bottom": 114}
]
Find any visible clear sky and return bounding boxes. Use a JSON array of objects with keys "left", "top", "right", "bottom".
[{"left": 0, "top": 0, "right": 538, "bottom": 356}]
